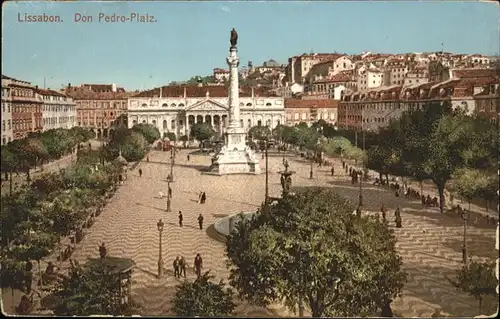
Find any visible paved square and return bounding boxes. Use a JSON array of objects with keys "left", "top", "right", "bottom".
[{"left": 54, "top": 149, "right": 497, "bottom": 317}]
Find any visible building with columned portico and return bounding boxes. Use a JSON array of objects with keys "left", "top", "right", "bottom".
[{"left": 127, "top": 84, "right": 285, "bottom": 139}]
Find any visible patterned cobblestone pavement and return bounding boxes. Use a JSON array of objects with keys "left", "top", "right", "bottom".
[{"left": 20, "top": 149, "right": 498, "bottom": 316}]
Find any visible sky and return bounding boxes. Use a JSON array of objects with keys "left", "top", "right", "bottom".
[{"left": 2, "top": 0, "right": 499, "bottom": 90}]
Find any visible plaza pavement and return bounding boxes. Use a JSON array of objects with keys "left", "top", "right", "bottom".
[{"left": 31, "top": 149, "right": 497, "bottom": 317}]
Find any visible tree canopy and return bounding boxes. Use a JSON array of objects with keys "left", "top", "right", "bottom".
[
  {"left": 131, "top": 123, "right": 161, "bottom": 145},
  {"left": 248, "top": 125, "right": 271, "bottom": 141},
  {"left": 226, "top": 187, "right": 407, "bottom": 317},
  {"left": 360, "top": 101, "right": 498, "bottom": 212},
  {"left": 172, "top": 272, "right": 236, "bottom": 317},
  {"left": 190, "top": 123, "right": 216, "bottom": 145}
]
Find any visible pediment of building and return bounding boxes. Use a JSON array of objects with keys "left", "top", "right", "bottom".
[{"left": 185, "top": 99, "right": 229, "bottom": 112}]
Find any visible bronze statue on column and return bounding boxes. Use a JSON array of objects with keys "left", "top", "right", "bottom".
[{"left": 230, "top": 28, "right": 238, "bottom": 47}]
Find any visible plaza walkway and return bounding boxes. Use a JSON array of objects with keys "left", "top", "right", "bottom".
[{"left": 36, "top": 149, "right": 497, "bottom": 317}]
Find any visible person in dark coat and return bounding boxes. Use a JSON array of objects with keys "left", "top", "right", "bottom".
[
  {"left": 331, "top": 166, "right": 335, "bottom": 176},
  {"left": 173, "top": 256, "right": 180, "bottom": 278},
  {"left": 198, "top": 214, "right": 204, "bottom": 230},
  {"left": 194, "top": 253, "right": 203, "bottom": 278},
  {"left": 178, "top": 211, "right": 183, "bottom": 227},
  {"left": 380, "top": 204, "right": 387, "bottom": 222},
  {"left": 99, "top": 243, "right": 107, "bottom": 259},
  {"left": 138, "top": 169, "right": 143, "bottom": 177},
  {"left": 179, "top": 256, "right": 187, "bottom": 278},
  {"left": 187, "top": 154, "right": 190, "bottom": 161},
  {"left": 168, "top": 186, "right": 172, "bottom": 198}
]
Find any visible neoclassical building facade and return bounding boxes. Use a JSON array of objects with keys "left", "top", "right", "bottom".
[{"left": 128, "top": 85, "right": 285, "bottom": 138}]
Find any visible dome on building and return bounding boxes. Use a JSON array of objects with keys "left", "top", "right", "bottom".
[{"left": 263, "top": 59, "right": 279, "bottom": 67}]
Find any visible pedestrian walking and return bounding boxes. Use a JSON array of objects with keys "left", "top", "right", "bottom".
[
  {"left": 173, "top": 256, "right": 180, "bottom": 278},
  {"left": 198, "top": 214, "right": 204, "bottom": 230},
  {"left": 187, "top": 154, "right": 190, "bottom": 162},
  {"left": 99, "top": 243, "right": 107, "bottom": 259},
  {"left": 180, "top": 256, "right": 187, "bottom": 278},
  {"left": 194, "top": 253, "right": 203, "bottom": 278},
  {"left": 168, "top": 186, "right": 172, "bottom": 198},
  {"left": 147, "top": 156, "right": 149, "bottom": 162},
  {"left": 178, "top": 211, "right": 183, "bottom": 227},
  {"left": 395, "top": 215, "right": 402, "bottom": 228},
  {"left": 331, "top": 166, "right": 335, "bottom": 176},
  {"left": 380, "top": 204, "right": 387, "bottom": 222},
  {"left": 138, "top": 169, "right": 143, "bottom": 177}
]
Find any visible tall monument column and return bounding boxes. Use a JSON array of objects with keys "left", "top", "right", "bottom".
[
  {"left": 227, "top": 47, "right": 240, "bottom": 128},
  {"left": 207, "top": 28, "right": 261, "bottom": 175}
]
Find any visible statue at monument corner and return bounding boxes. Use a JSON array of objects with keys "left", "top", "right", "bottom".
[{"left": 230, "top": 28, "right": 238, "bottom": 47}]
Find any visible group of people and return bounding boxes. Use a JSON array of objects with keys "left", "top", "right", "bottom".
[
  {"left": 172, "top": 253, "right": 204, "bottom": 279},
  {"left": 348, "top": 167, "right": 364, "bottom": 184},
  {"left": 178, "top": 211, "right": 205, "bottom": 230},
  {"left": 379, "top": 204, "right": 402, "bottom": 228}
]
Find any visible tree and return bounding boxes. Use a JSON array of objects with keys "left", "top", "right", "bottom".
[
  {"left": 164, "top": 132, "right": 177, "bottom": 141},
  {"left": 190, "top": 123, "right": 215, "bottom": 147},
  {"left": 0, "top": 258, "right": 30, "bottom": 313},
  {"left": 172, "top": 272, "right": 236, "bottom": 317},
  {"left": 46, "top": 260, "right": 138, "bottom": 316},
  {"left": 131, "top": 123, "right": 160, "bottom": 145},
  {"left": 248, "top": 125, "right": 271, "bottom": 141},
  {"left": 449, "top": 260, "right": 496, "bottom": 313},
  {"left": 226, "top": 187, "right": 407, "bottom": 317},
  {"left": 451, "top": 168, "right": 490, "bottom": 211}
]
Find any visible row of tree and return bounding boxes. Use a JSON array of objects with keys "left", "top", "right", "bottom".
[
  {"left": 1, "top": 127, "right": 95, "bottom": 181},
  {"left": 364, "top": 101, "right": 498, "bottom": 213},
  {"left": 102, "top": 124, "right": 161, "bottom": 162},
  {"left": 0, "top": 147, "right": 126, "bottom": 314}
]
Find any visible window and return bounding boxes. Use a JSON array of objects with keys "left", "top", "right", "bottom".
[
  {"left": 171, "top": 103, "right": 176, "bottom": 107},
  {"left": 266, "top": 102, "right": 272, "bottom": 106},
  {"left": 8, "top": 120, "right": 11, "bottom": 129},
  {"left": 171, "top": 120, "right": 176, "bottom": 129},
  {"left": 2, "top": 121, "right": 4, "bottom": 131},
  {"left": 178, "top": 103, "right": 185, "bottom": 108},
  {"left": 141, "top": 103, "right": 147, "bottom": 108},
  {"left": 2, "top": 137, "right": 5, "bottom": 145},
  {"left": 294, "top": 113, "right": 299, "bottom": 120}
]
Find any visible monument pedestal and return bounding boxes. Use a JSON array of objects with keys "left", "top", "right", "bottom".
[{"left": 209, "top": 124, "right": 261, "bottom": 175}]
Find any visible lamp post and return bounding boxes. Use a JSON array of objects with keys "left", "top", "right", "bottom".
[
  {"left": 166, "top": 176, "right": 172, "bottom": 212},
  {"left": 157, "top": 219, "right": 164, "bottom": 278},
  {"left": 170, "top": 146, "right": 175, "bottom": 182},
  {"left": 358, "top": 129, "right": 365, "bottom": 207},
  {"left": 461, "top": 210, "right": 469, "bottom": 266},
  {"left": 265, "top": 138, "right": 269, "bottom": 205}
]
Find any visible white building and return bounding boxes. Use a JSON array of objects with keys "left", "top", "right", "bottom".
[
  {"left": 38, "top": 89, "right": 77, "bottom": 131},
  {"left": 1, "top": 76, "right": 13, "bottom": 145},
  {"left": 358, "top": 68, "right": 384, "bottom": 91},
  {"left": 127, "top": 84, "right": 285, "bottom": 139}
]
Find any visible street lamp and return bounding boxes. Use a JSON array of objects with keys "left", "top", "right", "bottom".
[
  {"left": 157, "top": 219, "right": 164, "bottom": 278},
  {"left": 169, "top": 146, "right": 175, "bottom": 182},
  {"left": 358, "top": 129, "right": 365, "bottom": 207},
  {"left": 166, "top": 176, "right": 172, "bottom": 212},
  {"left": 461, "top": 210, "right": 469, "bottom": 266},
  {"left": 265, "top": 138, "right": 269, "bottom": 205}
]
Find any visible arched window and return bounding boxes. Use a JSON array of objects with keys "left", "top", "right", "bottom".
[
  {"left": 163, "top": 120, "right": 167, "bottom": 129},
  {"left": 257, "top": 120, "right": 262, "bottom": 126},
  {"left": 179, "top": 103, "right": 185, "bottom": 107},
  {"left": 152, "top": 120, "right": 156, "bottom": 127},
  {"left": 141, "top": 103, "right": 147, "bottom": 107},
  {"left": 171, "top": 103, "right": 176, "bottom": 107},
  {"left": 246, "top": 103, "right": 252, "bottom": 107},
  {"left": 142, "top": 120, "right": 146, "bottom": 124},
  {"left": 171, "top": 120, "right": 176, "bottom": 129},
  {"left": 162, "top": 103, "right": 168, "bottom": 107},
  {"left": 239, "top": 103, "right": 244, "bottom": 107},
  {"left": 266, "top": 102, "right": 272, "bottom": 106}
]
